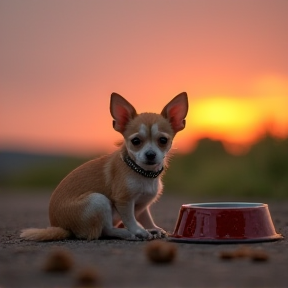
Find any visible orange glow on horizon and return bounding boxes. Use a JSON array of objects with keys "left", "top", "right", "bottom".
[
  {"left": 175, "top": 76, "right": 288, "bottom": 154},
  {"left": 1, "top": 75, "right": 288, "bottom": 156},
  {"left": 2, "top": 92, "right": 288, "bottom": 156},
  {"left": 1, "top": 1, "right": 288, "bottom": 156},
  {"left": 190, "top": 97, "right": 261, "bottom": 142},
  {"left": 175, "top": 95, "right": 288, "bottom": 154}
]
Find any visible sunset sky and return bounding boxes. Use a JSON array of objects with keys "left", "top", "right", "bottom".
[{"left": 1, "top": 0, "right": 288, "bottom": 155}]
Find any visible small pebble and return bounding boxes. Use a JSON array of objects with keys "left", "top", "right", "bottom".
[
  {"left": 145, "top": 240, "right": 177, "bottom": 264},
  {"left": 43, "top": 247, "right": 74, "bottom": 272}
]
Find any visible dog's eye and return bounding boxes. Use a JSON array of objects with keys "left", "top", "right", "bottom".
[
  {"left": 159, "top": 137, "right": 168, "bottom": 145},
  {"left": 131, "top": 137, "right": 141, "bottom": 146}
]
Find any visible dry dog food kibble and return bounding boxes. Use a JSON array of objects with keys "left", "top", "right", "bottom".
[
  {"left": 219, "top": 246, "right": 269, "bottom": 262},
  {"left": 75, "top": 267, "right": 100, "bottom": 287},
  {"left": 43, "top": 248, "right": 74, "bottom": 272},
  {"left": 145, "top": 240, "right": 177, "bottom": 264}
]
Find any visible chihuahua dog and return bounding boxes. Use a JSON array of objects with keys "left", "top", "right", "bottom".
[{"left": 20, "top": 92, "right": 188, "bottom": 241}]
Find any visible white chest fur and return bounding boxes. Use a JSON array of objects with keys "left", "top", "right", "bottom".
[{"left": 126, "top": 175, "right": 162, "bottom": 206}]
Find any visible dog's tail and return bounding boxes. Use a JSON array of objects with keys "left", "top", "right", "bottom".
[{"left": 20, "top": 227, "right": 71, "bottom": 241}]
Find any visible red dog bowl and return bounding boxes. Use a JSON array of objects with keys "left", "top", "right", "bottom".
[{"left": 169, "top": 202, "right": 283, "bottom": 243}]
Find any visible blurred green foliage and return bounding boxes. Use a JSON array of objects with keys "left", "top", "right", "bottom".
[
  {"left": 165, "top": 135, "right": 288, "bottom": 198},
  {"left": 1, "top": 135, "right": 288, "bottom": 198},
  {"left": 0, "top": 153, "right": 89, "bottom": 190}
]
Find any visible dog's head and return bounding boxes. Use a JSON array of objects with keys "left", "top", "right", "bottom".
[{"left": 110, "top": 92, "right": 188, "bottom": 172}]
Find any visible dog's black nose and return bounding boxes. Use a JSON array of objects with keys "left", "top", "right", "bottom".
[{"left": 145, "top": 150, "right": 156, "bottom": 161}]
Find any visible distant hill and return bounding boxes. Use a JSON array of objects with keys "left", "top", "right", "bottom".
[
  {"left": 0, "top": 151, "right": 89, "bottom": 189},
  {"left": 165, "top": 136, "right": 288, "bottom": 198},
  {"left": 1, "top": 135, "right": 288, "bottom": 198}
]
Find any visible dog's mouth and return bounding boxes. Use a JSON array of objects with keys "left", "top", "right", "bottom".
[
  {"left": 134, "top": 157, "right": 162, "bottom": 171},
  {"left": 145, "top": 160, "right": 157, "bottom": 166},
  {"left": 123, "top": 155, "right": 164, "bottom": 178},
  {"left": 142, "top": 161, "right": 163, "bottom": 172}
]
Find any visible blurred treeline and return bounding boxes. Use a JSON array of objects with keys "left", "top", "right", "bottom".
[
  {"left": 165, "top": 135, "right": 288, "bottom": 198},
  {"left": 1, "top": 135, "right": 287, "bottom": 198}
]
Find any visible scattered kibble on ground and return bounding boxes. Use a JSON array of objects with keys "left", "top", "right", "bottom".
[
  {"left": 219, "top": 246, "right": 269, "bottom": 262},
  {"left": 145, "top": 240, "right": 177, "bottom": 264},
  {"left": 251, "top": 250, "right": 269, "bottom": 262},
  {"left": 75, "top": 266, "right": 101, "bottom": 287},
  {"left": 42, "top": 247, "right": 74, "bottom": 272}
]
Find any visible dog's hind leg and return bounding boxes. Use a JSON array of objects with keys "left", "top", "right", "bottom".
[{"left": 82, "top": 193, "right": 136, "bottom": 240}]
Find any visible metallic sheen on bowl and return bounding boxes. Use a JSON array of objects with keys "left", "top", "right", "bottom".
[{"left": 169, "top": 202, "right": 283, "bottom": 243}]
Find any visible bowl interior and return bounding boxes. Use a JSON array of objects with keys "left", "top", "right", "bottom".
[{"left": 183, "top": 202, "right": 265, "bottom": 209}]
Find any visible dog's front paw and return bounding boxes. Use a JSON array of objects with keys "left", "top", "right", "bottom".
[
  {"left": 131, "top": 228, "right": 153, "bottom": 240},
  {"left": 147, "top": 227, "right": 167, "bottom": 239}
]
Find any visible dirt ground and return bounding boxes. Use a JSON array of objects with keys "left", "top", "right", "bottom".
[{"left": 0, "top": 191, "right": 288, "bottom": 288}]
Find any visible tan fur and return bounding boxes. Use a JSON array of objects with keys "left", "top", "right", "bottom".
[
  {"left": 20, "top": 92, "right": 188, "bottom": 241},
  {"left": 20, "top": 227, "right": 71, "bottom": 241}
]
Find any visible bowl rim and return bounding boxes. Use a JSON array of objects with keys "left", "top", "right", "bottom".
[
  {"left": 168, "top": 234, "right": 284, "bottom": 244},
  {"left": 181, "top": 202, "right": 266, "bottom": 209}
]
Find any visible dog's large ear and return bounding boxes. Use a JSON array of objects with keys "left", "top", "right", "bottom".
[
  {"left": 161, "top": 92, "right": 188, "bottom": 133},
  {"left": 110, "top": 93, "right": 137, "bottom": 133}
]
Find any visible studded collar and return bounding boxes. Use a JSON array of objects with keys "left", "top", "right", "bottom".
[{"left": 122, "top": 155, "right": 164, "bottom": 178}]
